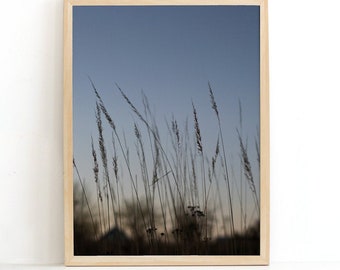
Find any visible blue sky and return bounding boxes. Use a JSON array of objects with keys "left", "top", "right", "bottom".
[{"left": 72, "top": 5, "right": 260, "bottom": 231}]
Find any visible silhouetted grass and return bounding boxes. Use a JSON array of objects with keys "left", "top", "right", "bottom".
[{"left": 73, "top": 81, "right": 260, "bottom": 255}]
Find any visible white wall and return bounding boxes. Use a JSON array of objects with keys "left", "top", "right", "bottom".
[
  {"left": 1, "top": 0, "right": 340, "bottom": 266},
  {"left": 0, "top": 0, "right": 64, "bottom": 265}
]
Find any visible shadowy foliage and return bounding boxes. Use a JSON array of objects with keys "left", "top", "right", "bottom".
[{"left": 73, "top": 81, "right": 260, "bottom": 255}]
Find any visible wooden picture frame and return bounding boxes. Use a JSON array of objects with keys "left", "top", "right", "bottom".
[{"left": 64, "top": 0, "right": 269, "bottom": 266}]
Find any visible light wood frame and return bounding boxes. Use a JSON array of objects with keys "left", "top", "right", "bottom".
[{"left": 64, "top": 0, "right": 269, "bottom": 265}]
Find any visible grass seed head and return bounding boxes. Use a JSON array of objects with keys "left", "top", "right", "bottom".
[{"left": 192, "top": 102, "right": 203, "bottom": 153}]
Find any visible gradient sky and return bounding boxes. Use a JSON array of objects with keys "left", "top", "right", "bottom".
[{"left": 72, "top": 5, "right": 260, "bottom": 230}]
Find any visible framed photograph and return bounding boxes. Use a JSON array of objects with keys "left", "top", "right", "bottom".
[{"left": 64, "top": 0, "right": 269, "bottom": 266}]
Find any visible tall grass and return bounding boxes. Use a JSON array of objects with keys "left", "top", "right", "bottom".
[
  {"left": 208, "top": 83, "right": 235, "bottom": 242},
  {"left": 73, "top": 81, "right": 260, "bottom": 255}
]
